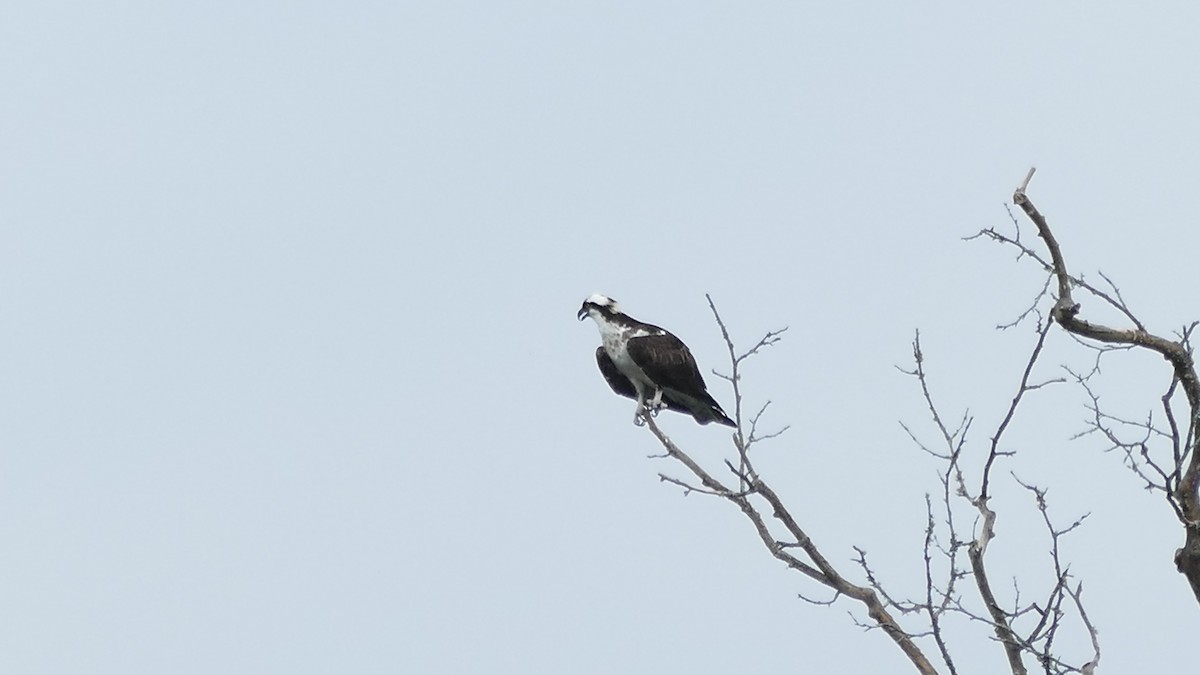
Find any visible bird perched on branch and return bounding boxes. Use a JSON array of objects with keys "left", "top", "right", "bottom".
[{"left": 578, "top": 293, "right": 735, "bottom": 427}]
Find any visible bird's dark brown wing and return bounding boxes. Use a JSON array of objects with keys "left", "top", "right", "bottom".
[
  {"left": 594, "top": 347, "right": 691, "bottom": 415},
  {"left": 626, "top": 334, "right": 736, "bottom": 427},
  {"left": 595, "top": 347, "right": 637, "bottom": 398},
  {"left": 625, "top": 333, "right": 708, "bottom": 395}
]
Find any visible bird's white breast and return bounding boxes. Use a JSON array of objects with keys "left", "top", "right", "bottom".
[{"left": 595, "top": 319, "right": 660, "bottom": 390}]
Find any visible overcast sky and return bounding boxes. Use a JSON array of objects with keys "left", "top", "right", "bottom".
[{"left": 4, "top": 2, "right": 1199, "bottom": 673}]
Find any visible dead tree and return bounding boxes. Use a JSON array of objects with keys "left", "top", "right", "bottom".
[
  {"left": 642, "top": 169, "right": 1200, "bottom": 671},
  {"left": 644, "top": 293, "right": 1100, "bottom": 674},
  {"left": 973, "top": 168, "right": 1200, "bottom": 605}
]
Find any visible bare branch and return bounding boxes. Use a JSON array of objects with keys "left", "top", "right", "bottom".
[
  {"left": 1068, "top": 583, "right": 1101, "bottom": 675},
  {"left": 923, "top": 494, "right": 960, "bottom": 675},
  {"left": 643, "top": 307, "right": 940, "bottom": 675},
  {"left": 1010, "top": 170, "right": 1200, "bottom": 604},
  {"left": 982, "top": 317, "right": 1056, "bottom": 502},
  {"left": 641, "top": 275, "right": 1118, "bottom": 673},
  {"left": 657, "top": 473, "right": 733, "bottom": 497},
  {"left": 972, "top": 218, "right": 1147, "bottom": 330},
  {"left": 797, "top": 588, "right": 843, "bottom": 606},
  {"left": 899, "top": 307, "right": 1107, "bottom": 673},
  {"left": 966, "top": 496, "right": 1027, "bottom": 675}
]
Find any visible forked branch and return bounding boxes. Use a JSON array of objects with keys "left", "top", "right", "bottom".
[
  {"left": 1008, "top": 169, "right": 1200, "bottom": 605},
  {"left": 646, "top": 301, "right": 940, "bottom": 675}
]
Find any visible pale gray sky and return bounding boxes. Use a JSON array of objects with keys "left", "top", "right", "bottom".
[{"left": 3, "top": 2, "right": 1198, "bottom": 673}]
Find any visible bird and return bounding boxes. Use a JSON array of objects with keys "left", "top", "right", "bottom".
[{"left": 578, "top": 293, "right": 736, "bottom": 427}]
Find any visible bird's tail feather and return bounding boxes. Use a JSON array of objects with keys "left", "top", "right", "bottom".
[{"left": 695, "top": 405, "right": 736, "bottom": 428}]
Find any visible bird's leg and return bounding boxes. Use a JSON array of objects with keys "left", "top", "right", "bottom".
[
  {"left": 633, "top": 389, "right": 648, "bottom": 426},
  {"left": 648, "top": 388, "right": 665, "bottom": 417}
]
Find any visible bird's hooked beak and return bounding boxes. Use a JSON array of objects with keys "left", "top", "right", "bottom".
[{"left": 577, "top": 303, "right": 589, "bottom": 321}]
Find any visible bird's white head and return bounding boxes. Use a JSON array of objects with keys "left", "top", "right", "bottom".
[{"left": 577, "top": 293, "right": 621, "bottom": 322}]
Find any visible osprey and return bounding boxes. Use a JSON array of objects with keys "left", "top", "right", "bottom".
[{"left": 578, "top": 293, "right": 736, "bottom": 427}]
